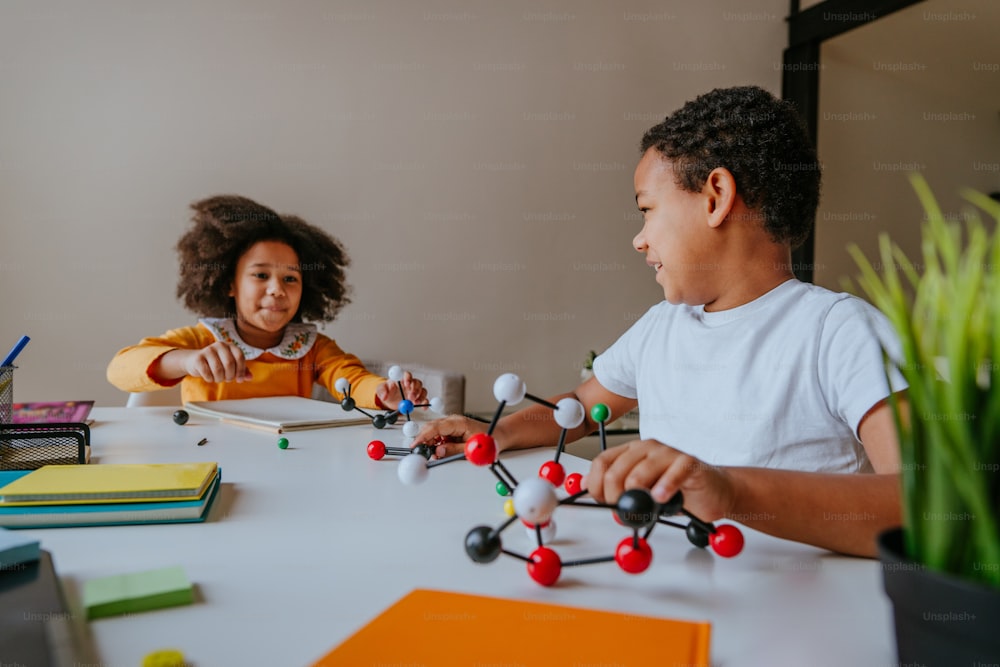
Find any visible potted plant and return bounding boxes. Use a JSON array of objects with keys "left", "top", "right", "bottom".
[{"left": 847, "top": 174, "right": 999, "bottom": 665}]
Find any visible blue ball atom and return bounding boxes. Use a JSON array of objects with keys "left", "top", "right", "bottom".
[{"left": 398, "top": 399, "right": 414, "bottom": 416}]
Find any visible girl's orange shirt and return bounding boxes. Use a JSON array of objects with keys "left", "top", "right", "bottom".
[{"left": 106, "top": 322, "right": 384, "bottom": 408}]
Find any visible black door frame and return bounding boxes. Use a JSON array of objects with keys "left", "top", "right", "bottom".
[{"left": 781, "top": 0, "right": 925, "bottom": 283}]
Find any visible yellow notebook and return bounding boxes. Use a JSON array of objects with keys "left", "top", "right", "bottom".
[
  {"left": 0, "top": 462, "right": 218, "bottom": 505},
  {"left": 312, "top": 589, "right": 711, "bottom": 666}
]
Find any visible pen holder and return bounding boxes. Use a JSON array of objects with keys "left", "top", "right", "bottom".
[
  {"left": 0, "top": 365, "right": 13, "bottom": 424},
  {"left": 0, "top": 422, "right": 90, "bottom": 470}
]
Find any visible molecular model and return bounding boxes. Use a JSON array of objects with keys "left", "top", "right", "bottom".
[
  {"left": 337, "top": 365, "right": 445, "bottom": 438},
  {"left": 366, "top": 373, "right": 745, "bottom": 586}
]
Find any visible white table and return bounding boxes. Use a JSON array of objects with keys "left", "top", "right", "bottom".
[{"left": 24, "top": 408, "right": 895, "bottom": 666}]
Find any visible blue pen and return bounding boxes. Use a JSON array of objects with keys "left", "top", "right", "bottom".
[{"left": 1, "top": 335, "right": 30, "bottom": 367}]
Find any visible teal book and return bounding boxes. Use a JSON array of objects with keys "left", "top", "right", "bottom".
[
  {"left": 0, "top": 528, "right": 40, "bottom": 569},
  {"left": 0, "top": 470, "right": 221, "bottom": 529}
]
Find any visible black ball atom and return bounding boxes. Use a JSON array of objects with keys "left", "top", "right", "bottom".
[
  {"left": 386, "top": 412, "right": 399, "bottom": 425},
  {"left": 172, "top": 410, "right": 189, "bottom": 425},
  {"left": 660, "top": 490, "right": 685, "bottom": 516},
  {"left": 340, "top": 397, "right": 356, "bottom": 411},
  {"left": 686, "top": 523, "right": 710, "bottom": 548},
  {"left": 615, "top": 489, "right": 658, "bottom": 529},
  {"left": 372, "top": 414, "right": 387, "bottom": 429},
  {"left": 413, "top": 444, "right": 433, "bottom": 459},
  {"left": 465, "top": 526, "right": 502, "bottom": 563}
]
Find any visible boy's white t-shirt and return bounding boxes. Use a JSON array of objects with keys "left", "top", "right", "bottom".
[{"left": 592, "top": 279, "right": 904, "bottom": 473}]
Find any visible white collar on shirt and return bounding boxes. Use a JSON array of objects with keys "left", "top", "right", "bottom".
[{"left": 199, "top": 318, "right": 317, "bottom": 360}]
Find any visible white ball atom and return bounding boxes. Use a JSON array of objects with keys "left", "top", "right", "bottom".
[
  {"left": 493, "top": 373, "right": 526, "bottom": 404},
  {"left": 403, "top": 421, "right": 420, "bottom": 438},
  {"left": 397, "top": 453, "right": 429, "bottom": 485},
  {"left": 429, "top": 396, "right": 445, "bottom": 414},
  {"left": 387, "top": 365, "right": 404, "bottom": 382},
  {"left": 334, "top": 378, "right": 350, "bottom": 394},
  {"left": 512, "top": 477, "right": 558, "bottom": 525},
  {"left": 553, "top": 398, "right": 585, "bottom": 429}
]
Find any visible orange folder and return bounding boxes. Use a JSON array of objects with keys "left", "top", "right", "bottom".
[{"left": 313, "top": 588, "right": 711, "bottom": 666}]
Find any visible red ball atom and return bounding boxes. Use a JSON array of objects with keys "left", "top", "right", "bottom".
[
  {"left": 614, "top": 537, "right": 653, "bottom": 574},
  {"left": 527, "top": 546, "right": 562, "bottom": 586},
  {"left": 709, "top": 524, "right": 745, "bottom": 558},
  {"left": 464, "top": 433, "right": 497, "bottom": 466},
  {"left": 538, "top": 460, "right": 565, "bottom": 487},
  {"left": 564, "top": 472, "right": 583, "bottom": 495},
  {"left": 367, "top": 440, "right": 386, "bottom": 460}
]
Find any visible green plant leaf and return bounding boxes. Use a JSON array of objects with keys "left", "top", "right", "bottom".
[{"left": 847, "top": 176, "right": 999, "bottom": 587}]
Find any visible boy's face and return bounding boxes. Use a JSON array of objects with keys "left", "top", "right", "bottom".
[
  {"left": 632, "top": 148, "right": 719, "bottom": 306},
  {"left": 229, "top": 240, "right": 303, "bottom": 348}
]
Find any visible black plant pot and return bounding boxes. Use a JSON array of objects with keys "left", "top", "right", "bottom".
[{"left": 878, "top": 527, "right": 1000, "bottom": 666}]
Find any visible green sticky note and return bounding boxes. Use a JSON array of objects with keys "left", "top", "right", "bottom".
[{"left": 83, "top": 565, "right": 194, "bottom": 620}]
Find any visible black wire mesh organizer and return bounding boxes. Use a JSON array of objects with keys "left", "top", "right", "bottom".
[{"left": 0, "top": 422, "right": 90, "bottom": 470}]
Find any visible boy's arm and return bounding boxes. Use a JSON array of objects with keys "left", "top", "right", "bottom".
[
  {"left": 413, "top": 376, "right": 638, "bottom": 457},
  {"left": 585, "top": 397, "right": 903, "bottom": 557}
]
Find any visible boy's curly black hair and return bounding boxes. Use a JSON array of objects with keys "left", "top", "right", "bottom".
[
  {"left": 640, "top": 86, "right": 820, "bottom": 248},
  {"left": 175, "top": 195, "right": 351, "bottom": 323}
]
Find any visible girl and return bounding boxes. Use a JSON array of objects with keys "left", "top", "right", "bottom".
[{"left": 107, "top": 195, "right": 424, "bottom": 409}]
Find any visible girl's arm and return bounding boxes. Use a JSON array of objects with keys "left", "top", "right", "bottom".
[
  {"left": 107, "top": 327, "right": 206, "bottom": 392},
  {"left": 152, "top": 343, "right": 251, "bottom": 384}
]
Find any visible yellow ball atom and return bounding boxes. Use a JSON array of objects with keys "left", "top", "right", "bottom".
[{"left": 142, "top": 649, "right": 185, "bottom": 667}]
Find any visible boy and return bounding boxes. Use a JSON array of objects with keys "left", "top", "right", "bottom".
[{"left": 414, "top": 86, "right": 904, "bottom": 558}]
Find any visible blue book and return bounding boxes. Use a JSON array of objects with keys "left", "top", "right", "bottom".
[{"left": 0, "top": 469, "right": 221, "bottom": 529}]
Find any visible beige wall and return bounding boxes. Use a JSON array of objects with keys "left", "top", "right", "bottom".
[
  {"left": 815, "top": 0, "right": 1000, "bottom": 290},
  {"left": 0, "top": 0, "right": 790, "bottom": 411}
]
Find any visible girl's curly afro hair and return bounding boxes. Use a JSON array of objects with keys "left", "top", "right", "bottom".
[{"left": 175, "top": 195, "right": 351, "bottom": 323}]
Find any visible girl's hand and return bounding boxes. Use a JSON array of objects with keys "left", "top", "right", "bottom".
[
  {"left": 180, "top": 342, "right": 253, "bottom": 384},
  {"left": 583, "top": 439, "right": 736, "bottom": 522},
  {"left": 375, "top": 371, "right": 427, "bottom": 410}
]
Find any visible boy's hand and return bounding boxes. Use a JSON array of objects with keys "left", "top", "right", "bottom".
[
  {"left": 179, "top": 342, "right": 252, "bottom": 383},
  {"left": 584, "top": 439, "right": 736, "bottom": 523},
  {"left": 411, "top": 415, "right": 489, "bottom": 458},
  {"left": 375, "top": 371, "right": 427, "bottom": 410}
]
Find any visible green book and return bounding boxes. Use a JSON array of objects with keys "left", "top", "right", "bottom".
[{"left": 82, "top": 565, "right": 194, "bottom": 620}]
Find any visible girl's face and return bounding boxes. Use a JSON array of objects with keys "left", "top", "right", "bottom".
[{"left": 229, "top": 241, "right": 303, "bottom": 348}]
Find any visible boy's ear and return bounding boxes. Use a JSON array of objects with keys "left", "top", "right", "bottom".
[{"left": 702, "top": 167, "right": 737, "bottom": 230}]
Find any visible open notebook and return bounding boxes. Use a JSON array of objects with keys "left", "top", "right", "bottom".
[{"left": 183, "top": 396, "right": 369, "bottom": 433}]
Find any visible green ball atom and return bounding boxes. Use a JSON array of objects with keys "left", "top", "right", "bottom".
[
  {"left": 495, "top": 481, "right": 510, "bottom": 496},
  {"left": 590, "top": 403, "right": 610, "bottom": 423},
  {"left": 277, "top": 437, "right": 289, "bottom": 450}
]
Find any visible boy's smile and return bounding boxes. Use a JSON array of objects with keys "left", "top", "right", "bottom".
[
  {"left": 229, "top": 240, "right": 303, "bottom": 349},
  {"left": 632, "top": 148, "right": 719, "bottom": 307}
]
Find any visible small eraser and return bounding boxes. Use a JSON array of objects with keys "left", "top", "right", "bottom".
[
  {"left": 0, "top": 527, "right": 41, "bottom": 570},
  {"left": 83, "top": 565, "right": 194, "bottom": 620}
]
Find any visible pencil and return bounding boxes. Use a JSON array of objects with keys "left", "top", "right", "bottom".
[{"left": 1, "top": 336, "right": 30, "bottom": 367}]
